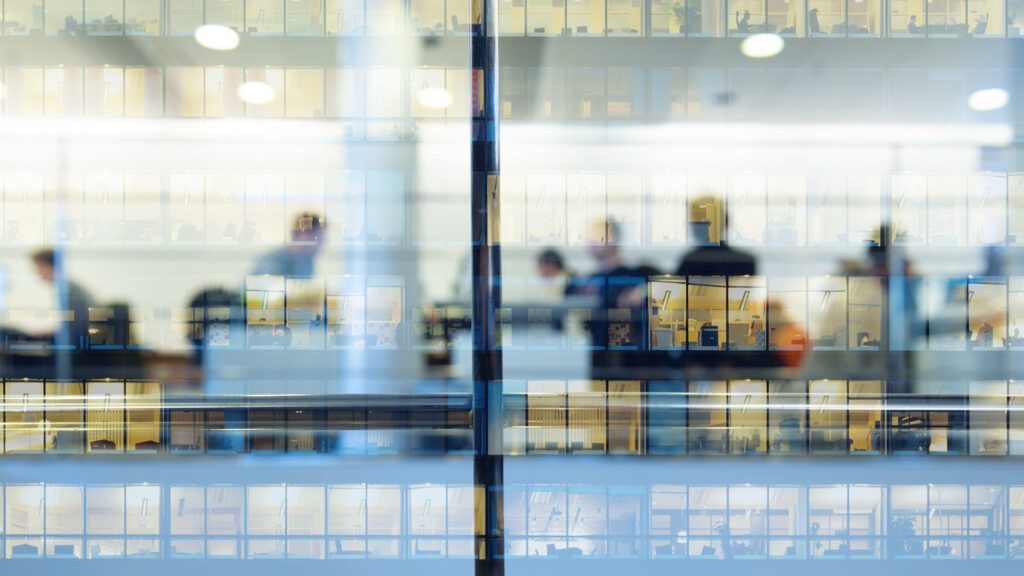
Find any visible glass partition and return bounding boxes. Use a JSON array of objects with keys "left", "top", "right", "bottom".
[
  {"left": 729, "top": 380, "right": 767, "bottom": 454},
  {"left": 688, "top": 276, "right": 726, "bottom": 350},
  {"left": 687, "top": 380, "right": 727, "bottom": 453}
]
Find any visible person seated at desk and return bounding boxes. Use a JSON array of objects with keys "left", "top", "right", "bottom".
[
  {"left": 31, "top": 248, "right": 96, "bottom": 350},
  {"left": 907, "top": 15, "right": 924, "bottom": 34},
  {"left": 735, "top": 10, "right": 751, "bottom": 34},
  {"left": 252, "top": 212, "right": 325, "bottom": 276},
  {"left": 973, "top": 12, "right": 989, "bottom": 34}
]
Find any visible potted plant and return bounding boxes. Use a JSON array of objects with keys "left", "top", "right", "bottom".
[{"left": 671, "top": 1, "right": 702, "bottom": 34}]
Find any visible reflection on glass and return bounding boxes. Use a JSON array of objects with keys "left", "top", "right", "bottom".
[
  {"left": 5, "top": 381, "right": 44, "bottom": 453},
  {"left": 86, "top": 381, "right": 124, "bottom": 451},
  {"left": 849, "top": 380, "right": 884, "bottom": 453},
  {"left": 688, "top": 276, "right": 726, "bottom": 350},
  {"left": 649, "top": 277, "right": 687, "bottom": 350},
  {"left": 727, "top": 275, "right": 767, "bottom": 350},
  {"left": 769, "top": 381, "right": 806, "bottom": 454},
  {"left": 969, "top": 277, "right": 1007, "bottom": 349},
  {"left": 971, "top": 381, "right": 1008, "bottom": 454},
  {"left": 729, "top": 380, "right": 767, "bottom": 454},
  {"left": 809, "top": 379, "right": 847, "bottom": 453},
  {"left": 687, "top": 381, "right": 727, "bottom": 453}
]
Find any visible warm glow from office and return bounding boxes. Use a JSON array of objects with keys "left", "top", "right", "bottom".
[
  {"left": 195, "top": 24, "right": 241, "bottom": 51},
  {"left": 237, "top": 82, "right": 277, "bottom": 105},
  {"left": 741, "top": 34, "right": 785, "bottom": 59},
  {"left": 968, "top": 88, "right": 1010, "bottom": 112},
  {"left": 418, "top": 87, "right": 454, "bottom": 109}
]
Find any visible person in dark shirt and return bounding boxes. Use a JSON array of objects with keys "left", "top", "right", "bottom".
[
  {"left": 736, "top": 10, "right": 751, "bottom": 33},
  {"left": 675, "top": 195, "right": 757, "bottom": 277},
  {"left": 568, "top": 220, "right": 660, "bottom": 376},
  {"left": 808, "top": 8, "right": 821, "bottom": 34},
  {"left": 31, "top": 248, "right": 96, "bottom": 350}
]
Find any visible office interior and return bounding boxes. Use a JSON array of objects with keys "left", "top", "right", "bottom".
[{"left": 0, "top": 1, "right": 1023, "bottom": 573}]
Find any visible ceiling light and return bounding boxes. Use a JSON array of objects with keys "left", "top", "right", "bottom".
[
  {"left": 968, "top": 88, "right": 1009, "bottom": 112},
  {"left": 418, "top": 87, "right": 453, "bottom": 109},
  {"left": 237, "top": 81, "right": 276, "bottom": 105},
  {"left": 195, "top": 24, "right": 240, "bottom": 51},
  {"left": 741, "top": 33, "right": 785, "bottom": 59}
]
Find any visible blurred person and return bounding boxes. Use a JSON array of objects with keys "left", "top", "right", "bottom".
[
  {"left": 569, "top": 220, "right": 660, "bottom": 375},
  {"left": 31, "top": 248, "right": 95, "bottom": 350},
  {"left": 675, "top": 195, "right": 757, "bottom": 277},
  {"left": 808, "top": 8, "right": 821, "bottom": 34},
  {"left": 251, "top": 212, "right": 325, "bottom": 276},
  {"left": 535, "top": 248, "right": 571, "bottom": 302},
  {"left": 735, "top": 10, "right": 751, "bottom": 33},
  {"left": 907, "top": 15, "right": 923, "bottom": 33}
]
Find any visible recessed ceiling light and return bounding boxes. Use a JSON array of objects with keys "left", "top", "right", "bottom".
[
  {"left": 237, "top": 81, "right": 276, "bottom": 105},
  {"left": 741, "top": 33, "right": 785, "bottom": 59},
  {"left": 195, "top": 24, "right": 240, "bottom": 51},
  {"left": 418, "top": 87, "right": 454, "bottom": 109},
  {"left": 968, "top": 88, "right": 1010, "bottom": 112}
]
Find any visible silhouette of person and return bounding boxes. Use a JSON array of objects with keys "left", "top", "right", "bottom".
[
  {"left": 252, "top": 212, "right": 326, "bottom": 276},
  {"left": 675, "top": 195, "right": 757, "bottom": 277}
]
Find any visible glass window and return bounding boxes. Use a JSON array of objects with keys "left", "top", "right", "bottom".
[
  {"left": 84, "top": 67, "right": 123, "bottom": 117},
  {"left": 126, "top": 485, "right": 160, "bottom": 535},
  {"left": 170, "top": 487, "right": 205, "bottom": 535},
  {"left": 527, "top": 380, "right": 566, "bottom": 453},
  {"left": 207, "top": 486, "right": 245, "bottom": 535},
  {"left": 809, "top": 379, "right": 847, "bottom": 453},
  {"left": 608, "top": 380, "right": 642, "bottom": 454},
  {"left": 410, "top": 0, "right": 445, "bottom": 34},
  {"left": 892, "top": 174, "right": 927, "bottom": 244},
  {"left": 5, "top": 1, "right": 44, "bottom": 35},
  {"left": 650, "top": 277, "right": 687, "bottom": 350},
  {"left": 767, "top": 0, "right": 802, "bottom": 34},
  {"left": 729, "top": 380, "right": 767, "bottom": 453},
  {"left": 1011, "top": 0, "right": 1024, "bottom": 34},
  {"left": 1011, "top": 380, "right": 1024, "bottom": 454},
  {"left": 44, "top": 66, "right": 83, "bottom": 116},
  {"left": 969, "top": 173, "right": 1007, "bottom": 245},
  {"left": 648, "top": 174, "right": 688, "bottom": 244},
  {"left": 849, "top": 485, "right": 883, "bottom": 557},
  {"left": 647, "top": 381, "right": 686, "bottom": 455},
  {"left": 127, "top": 381, "right": 160, "bottom": 451},
  {"left": 499, "top": 0, "right": 527, "bottom": 35},
  {"left": 86, "top": 381, "right": 124, "bottom": 452},
  {"left": 5, "top": 380, "right": 44, "bottom": 453},
  {"left": 768, "top": 486, "right": 806, "bottom": 558},
  {"left": 927, "top": 0, "right": 968, "bottom": 35},
  {"left": 687, "top": 381, "right": 727, "bottom": 453},
  {"left": 728, "top": 174, "right": 766, "bottom": 246},
  {"left": 688, "top": 276, "right": 726, "bottom": 350},
  {"left": 566, "top": 0, "right": 604, "bottom": 36},
  {"left": 766, "top": 175, "right": 806, "bottom": 246},
  {"left": 971, "top": 381, "right": 1008, "bottom": 454},
  {"left": 969, "top": 277, "right": 1007, "bottom": 349},
  {"left": 1010, "top": 174, "right": 1024, "bottom": 244},
  {"left": 46, "top": 485, "right": 84, "bottom": 556},
  {"left": 84, "top": 0, "right": 121, "bottom": 35},
  {"left": 849, "top": 380, "right": 884, "bottom": 453},
  {"left": 728, "top": 485, "right": 767, "bottom": 557},
  {"left": 687, "top": 487, "right": 726, "bottom": 557},
  {"left": 125, "top": 0, "right": 160, "bottom": 35},
  {"left": 849, "top": 277, "right": 883, "bottom": 349},
  {"left": 247, "top": 0, "right": 285, "bottom": 34},
  {"left": 168, "top": 0, "right": 203, "bottom": 35},
  {"left": 768, "top": 276, "right": 807, "bottom": 352},
  {"left": 809, "top": 275, "right": 847, "bottom": 350},
  {"left": 848, "top": 0, "right": 882, "bottom": 34},
  {"left": 527, "top": 0, "right": 565, "bottom": 36},
  {"left": 769, "top": 381, "right": 806, "bottom": 454},
  {"left": 45, "top": 0, "right": 82, "bottom": 35},
  {"left": 207, "top": 1, "right": 244, "bottom": 30},
  {"left": 727, "top": 275, "right": 766, "bottom": 350},
  {"left": 728, "top": 0, "right": 766, "bottom": 34},
  {"left": 968, "top": 486, "right": 1005, "bottom": 559},
  {"left": 45, "top": 382, "right": 84, "bottom": 453},
  {"left": 607, "top": 0, "right": 642, "bottom": 35},
  {"left": 86, "top": 486, "right": 124, "bottom": 535},
  {"left": 287, "top": 0, "right": 324, "bottom": 34},
  {"left": 929, "top": 175, "right": 967, "bottom": 246},
  {"left": 891, "top": 0, "right": 927, "bottom": 35},
  {"left": 810, "top": 485, "right": 847, "bottom": 557},
  {"left": 327, "top": 0, "right": 366, "bottom": 35},
  {"left": 650, "top": 485, "right": 686, "bottom": 557},
  {"left": 929, "top": 484, "right": 967, "bottom": 559},
  {"left": 367, "top": 0, "right": 403, "bottom": 34},
  {"left": 366, "top": 485, "right": 401, "bottom": 556}
]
